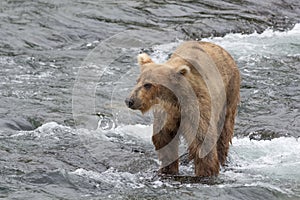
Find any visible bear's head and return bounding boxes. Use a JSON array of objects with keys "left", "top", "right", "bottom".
[{"left": 125, "top": 53, "right": 191, "bottom": 113}]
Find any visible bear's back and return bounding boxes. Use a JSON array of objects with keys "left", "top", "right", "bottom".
[{"left": 167, "top": 41, "right": 240, "bottom": 96}]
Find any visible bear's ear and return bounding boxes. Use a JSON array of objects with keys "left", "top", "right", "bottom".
[
  {"left": 137, "top": 53, "right": 154, "bottom": 69},
  {"left": 176, "top": 65, "right": 190, "bottom": 76}
]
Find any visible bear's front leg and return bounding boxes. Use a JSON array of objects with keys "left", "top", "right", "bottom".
[{"left": 152, "top": 129, "right": 179, "bottom": 175}]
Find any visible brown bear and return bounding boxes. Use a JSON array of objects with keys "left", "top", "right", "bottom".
[{"left": 125, "top": 41, "right": 240, "bottom": 177}]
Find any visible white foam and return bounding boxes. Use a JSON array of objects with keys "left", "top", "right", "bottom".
[
  {"left": 70, "top": 168, "right": 145, "bottom": 189},
  {"left": 203, "top": 23, "right": 300, "bottom": 42},
  {"left": 112, "top": 124, "right": 153, "bottom": 142},
  {"left": 201, "top": 23, "right": 300, "bottom": 57},
  {"left": 0, "top": 56, "right": 16, "bottom": 65},
  {"left": 11, "top": 122, "right": 75, "bottom": 139},
  {"left": 151, "top": 41, "right": 180, "bottom": 63},
  {"left": 229, "top": 137, "right": 300, "bottom": 181},
  {"left": 244, "top": 182, "right": 294, "bottom": 195}
]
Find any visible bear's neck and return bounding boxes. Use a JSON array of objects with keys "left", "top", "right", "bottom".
[{"left": 157, "top": 99, "right": 181, "bottom": 119}]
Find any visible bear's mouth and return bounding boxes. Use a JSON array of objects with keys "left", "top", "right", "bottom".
[
  {"left": 125, "top": 98, "right": 142, "bottom": 110},
  {"left": 130, "top": 104, "right": 141, "bottom": 110},
  {"left": 132, "top": 103, "right": 151, "bottom": 114},
  {"left": 125, "top": 98, "right": 153, "bottom": 114}
]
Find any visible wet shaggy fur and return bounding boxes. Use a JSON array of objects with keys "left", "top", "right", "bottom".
[{"left": 126, "top": 41, "right": 240, "bottom": 177}]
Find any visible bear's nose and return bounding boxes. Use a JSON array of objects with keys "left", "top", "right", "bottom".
[{"left": 125, "top": 98, "right": 134, "bottom": 108}]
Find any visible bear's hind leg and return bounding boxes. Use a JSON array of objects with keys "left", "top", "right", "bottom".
[
  {"left": 217, "top": 107, "right": 237, "bottom": 166},
  {"left": 217, "top": 74, "right": 240, "bottom": 166},
  {"left": 194, "top": 146, "right": 220, "bottom": 177}
]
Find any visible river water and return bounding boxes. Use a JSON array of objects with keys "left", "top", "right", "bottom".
[{"left": 0, "top": 0, "right": 300, "bottom": 199}]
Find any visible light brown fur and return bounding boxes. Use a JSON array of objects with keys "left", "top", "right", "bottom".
[{"left": 126, "top": 41, "right": 240, "bottom": 177}]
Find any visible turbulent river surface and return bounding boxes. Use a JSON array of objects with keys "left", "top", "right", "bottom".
[{"left": 0, "top": 0, "right": 300, "bottom": 199}]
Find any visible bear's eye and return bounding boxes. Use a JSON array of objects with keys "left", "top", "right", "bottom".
[{"left": 143, "top": 83, "right": 152, "bottom": 90}]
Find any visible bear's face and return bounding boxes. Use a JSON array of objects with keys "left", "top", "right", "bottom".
[
  {"left": 125, "top": 68, "right": 158, "bottom": 113},
  {"left": 125, "top": 53, "right": 190, "bottom": 114}
]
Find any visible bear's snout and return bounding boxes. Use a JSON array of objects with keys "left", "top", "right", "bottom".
[{"left": 125, "top": 98, "right": 135, "bottom": 108}]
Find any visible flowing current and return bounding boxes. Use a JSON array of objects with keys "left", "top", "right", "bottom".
[{"left": 0, "top": 1, "right": 300, "bottom": 199}]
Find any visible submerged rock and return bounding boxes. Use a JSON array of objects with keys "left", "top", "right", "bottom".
[{"left": 248, "top": 129, "right": 289, "bottom": 141}]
